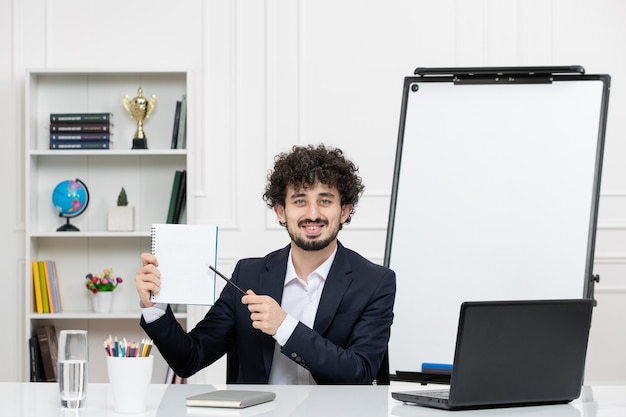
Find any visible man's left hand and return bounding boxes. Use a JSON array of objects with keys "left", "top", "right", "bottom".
[{"left": 242, "top": 290, "right": 287, "bottom": 336}]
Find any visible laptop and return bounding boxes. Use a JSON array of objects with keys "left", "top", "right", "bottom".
[{"left": 392, "top": 299, "right": 593, "bottom": 410}]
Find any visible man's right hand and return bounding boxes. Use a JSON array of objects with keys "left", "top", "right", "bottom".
[{"left": 136, "top": 252, "right": 161, "bottom": 308}]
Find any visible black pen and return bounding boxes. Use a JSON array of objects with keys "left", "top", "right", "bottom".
[{"left": 207, "top": 265, "right": 247, "bottom": 296}]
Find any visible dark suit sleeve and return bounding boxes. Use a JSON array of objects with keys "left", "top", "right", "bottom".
[
  {"left": 280, "top": 266, "right": 396, "bottom": 384},
  {"left": 140, "top": 287, "right": 238, "bottom": 378}
]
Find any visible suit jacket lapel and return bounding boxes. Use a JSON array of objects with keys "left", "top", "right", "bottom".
[
  {"left": 258, "top": 245, "right": 290, "bottom": 379},
  {"left": 259, "top": 245, "right": 289, "bottom": 303},
  {"left": 314, "top": 242, "right": 353, "bottom": 335},
  {"left": 255, "top": 243, "right": 353, "bottom": 378}
]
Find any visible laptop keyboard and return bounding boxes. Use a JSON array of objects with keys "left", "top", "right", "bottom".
[{"left": 421, "top": 390, "right": 450, "bottom": 399}]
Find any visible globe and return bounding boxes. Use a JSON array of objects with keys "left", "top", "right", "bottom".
[{"left": 52, "top": 179, "right": 90, "bottom": 231}]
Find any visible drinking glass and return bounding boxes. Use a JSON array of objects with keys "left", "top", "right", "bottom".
[{"left": 58, "top": 330, "right": 88, "bottom": 408}]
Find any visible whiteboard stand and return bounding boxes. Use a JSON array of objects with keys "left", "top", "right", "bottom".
[{"left": 384, "top": 66, "right": 610, "bottom": 380}]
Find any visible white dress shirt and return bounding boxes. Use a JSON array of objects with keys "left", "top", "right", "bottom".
[{"left": 268, "top": 247, "right": 335, "bottom": 384}]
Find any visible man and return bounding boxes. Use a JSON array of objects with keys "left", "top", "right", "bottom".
[{"left": 136, "top": 144, "right": 396, "bottom": 384}]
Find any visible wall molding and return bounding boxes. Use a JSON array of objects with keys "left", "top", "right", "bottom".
[
  {"left": 597, "top": 222, "right": 626, "bottom": 230},
  {"left": 595, "top": 287, "right": 626, "bottom": 294},
  {"left": 594, "top": 255, "right": 626, "bottom": 264}
]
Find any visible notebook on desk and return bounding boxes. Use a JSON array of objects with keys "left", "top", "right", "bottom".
[{"left": 392, "top": 298, "right": 593, "bottom": 411}]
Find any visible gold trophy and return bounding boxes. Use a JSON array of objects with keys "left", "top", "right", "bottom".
[{"left": 123, "top": 87, "right": 157, "bottom": 149}]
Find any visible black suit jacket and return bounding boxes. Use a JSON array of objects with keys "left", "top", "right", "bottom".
[{"left": 140, "top": 241, "right": 396, "bottom": 384}]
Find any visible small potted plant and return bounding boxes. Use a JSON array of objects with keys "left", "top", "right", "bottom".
[
  {"left": 108, "top": 187, "right": 135, "bottom": 231},
  {"left": 85, "top": 268, "right": 123, "bottom": 313}
]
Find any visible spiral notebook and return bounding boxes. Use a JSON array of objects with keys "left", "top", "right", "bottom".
[{"left": 150, "top": 223, "right": 219, "bottom": 305}]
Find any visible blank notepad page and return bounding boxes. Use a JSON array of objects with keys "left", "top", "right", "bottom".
[{"left": 150, "top": 224, "right": 218, "bottom": 305}]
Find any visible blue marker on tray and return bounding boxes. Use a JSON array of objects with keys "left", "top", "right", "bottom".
[{"left": 422, "top": 362, "right": 453, "bottom": 374}]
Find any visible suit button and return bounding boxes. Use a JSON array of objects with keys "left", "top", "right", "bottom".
[{"left": 291, "top": 352, "right": 297, "bottom": 358}]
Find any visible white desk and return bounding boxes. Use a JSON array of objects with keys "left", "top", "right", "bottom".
[{"left": 1, "top": 381, "right": 625, "bottom": 416}]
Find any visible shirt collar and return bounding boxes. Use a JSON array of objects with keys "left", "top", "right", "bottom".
[{"left": 284, "top": 245, "right": 338, "bottom": 286}]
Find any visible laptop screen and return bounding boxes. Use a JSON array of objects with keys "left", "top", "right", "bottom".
[{"left": 448, "top": 299, "right": 593, "bottom": 408}]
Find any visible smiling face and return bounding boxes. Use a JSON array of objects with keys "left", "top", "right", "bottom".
[{"left": 274, "top": 182, "right": 353, "bottom": 252}]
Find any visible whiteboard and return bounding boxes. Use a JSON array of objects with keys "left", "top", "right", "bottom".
[{"left": 384, "top": 68, "right": 610, "bottom": 375}]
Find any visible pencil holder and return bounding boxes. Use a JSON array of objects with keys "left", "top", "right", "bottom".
[{"left": 106, "top": 355, "right": 153, "bottom": 413}]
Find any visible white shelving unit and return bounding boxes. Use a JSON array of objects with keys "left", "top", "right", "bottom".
[{"left": 24, "top": 69, "right": 190, "bottom": 383}]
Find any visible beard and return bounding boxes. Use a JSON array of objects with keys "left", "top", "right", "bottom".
[{"left": 287, "top": 219, "right": 339, "bottom": 251}]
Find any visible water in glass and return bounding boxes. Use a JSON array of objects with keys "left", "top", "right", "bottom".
[{"left": 59, "top": 359, "right": 87, "bottom": 407}]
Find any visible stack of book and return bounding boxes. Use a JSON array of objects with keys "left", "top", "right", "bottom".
[
  {"left": 32, "top": 260, "right": 62, "bottom": 314},
  {"left": 49, "top": 112, "right": 113, "bottom": 150},
  {"left": 29, "top": 324, "right": 58, "bottom": 382}
]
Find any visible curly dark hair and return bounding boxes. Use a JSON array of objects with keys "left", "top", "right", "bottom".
[{"left": 263, "top": 144, "right": 365, "bottom": 225}]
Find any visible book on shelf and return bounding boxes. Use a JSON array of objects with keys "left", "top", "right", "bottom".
[
  {"left": 165, "top": 366, "right": 187, "bottom": 384},
  {"left": 35, "top": 325, "right": 59, "bottom": 382},
  {"left": 150, "top": 223, "right": 219, "bottom": 305},
  {"left": 173, "top": 170, "right": 187, "bottom": 224},
  {"left": 50, "top": 140, "right": 111, "bottom": 150},
  {"left": 44, "top": 260, "right": 62, "bottom": 313},
  {"left": 50, "top": 122, "right": 113, "bottom": 132},
  {"left": 166, "top": 170, "right": 184, "bottom": 224},
  {"left": 170, "top": 100, "right": 182, "bottom": 149},
  {"left": 32, "top": 261, "right": 43, "bottom": 313},
  {"left": 50, "top": 112, "right": 113, "bottom": 123},
  {"left": 176, "top": 94, "right": 187, "bottom": 149},
  {"left": 43, "top": 261, "right": 54, "bottom": 313},
  {"left": 50, "top": 132, "right": 113, "bottom": 141},
  {"left": 37, "top": 261, "right": 50, "bottom": 313},
  {"left": 29, "top": 336, "right": 45, "bottom": 382},
  {"left": 52, "top": 261, "right": 62, "bottom": 312}
]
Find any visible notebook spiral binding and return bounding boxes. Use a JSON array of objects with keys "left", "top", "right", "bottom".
[{"left": 151, "top": 225, "right": 157, "bottom": 254}]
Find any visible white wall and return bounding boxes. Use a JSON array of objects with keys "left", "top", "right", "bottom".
[{"left": 2, "top": 0, "right": 625, "bottom": 384}]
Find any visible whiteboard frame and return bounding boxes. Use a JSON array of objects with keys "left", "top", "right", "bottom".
[{"left": 384, "top": 66, "right": 611, "bottom": 376}]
